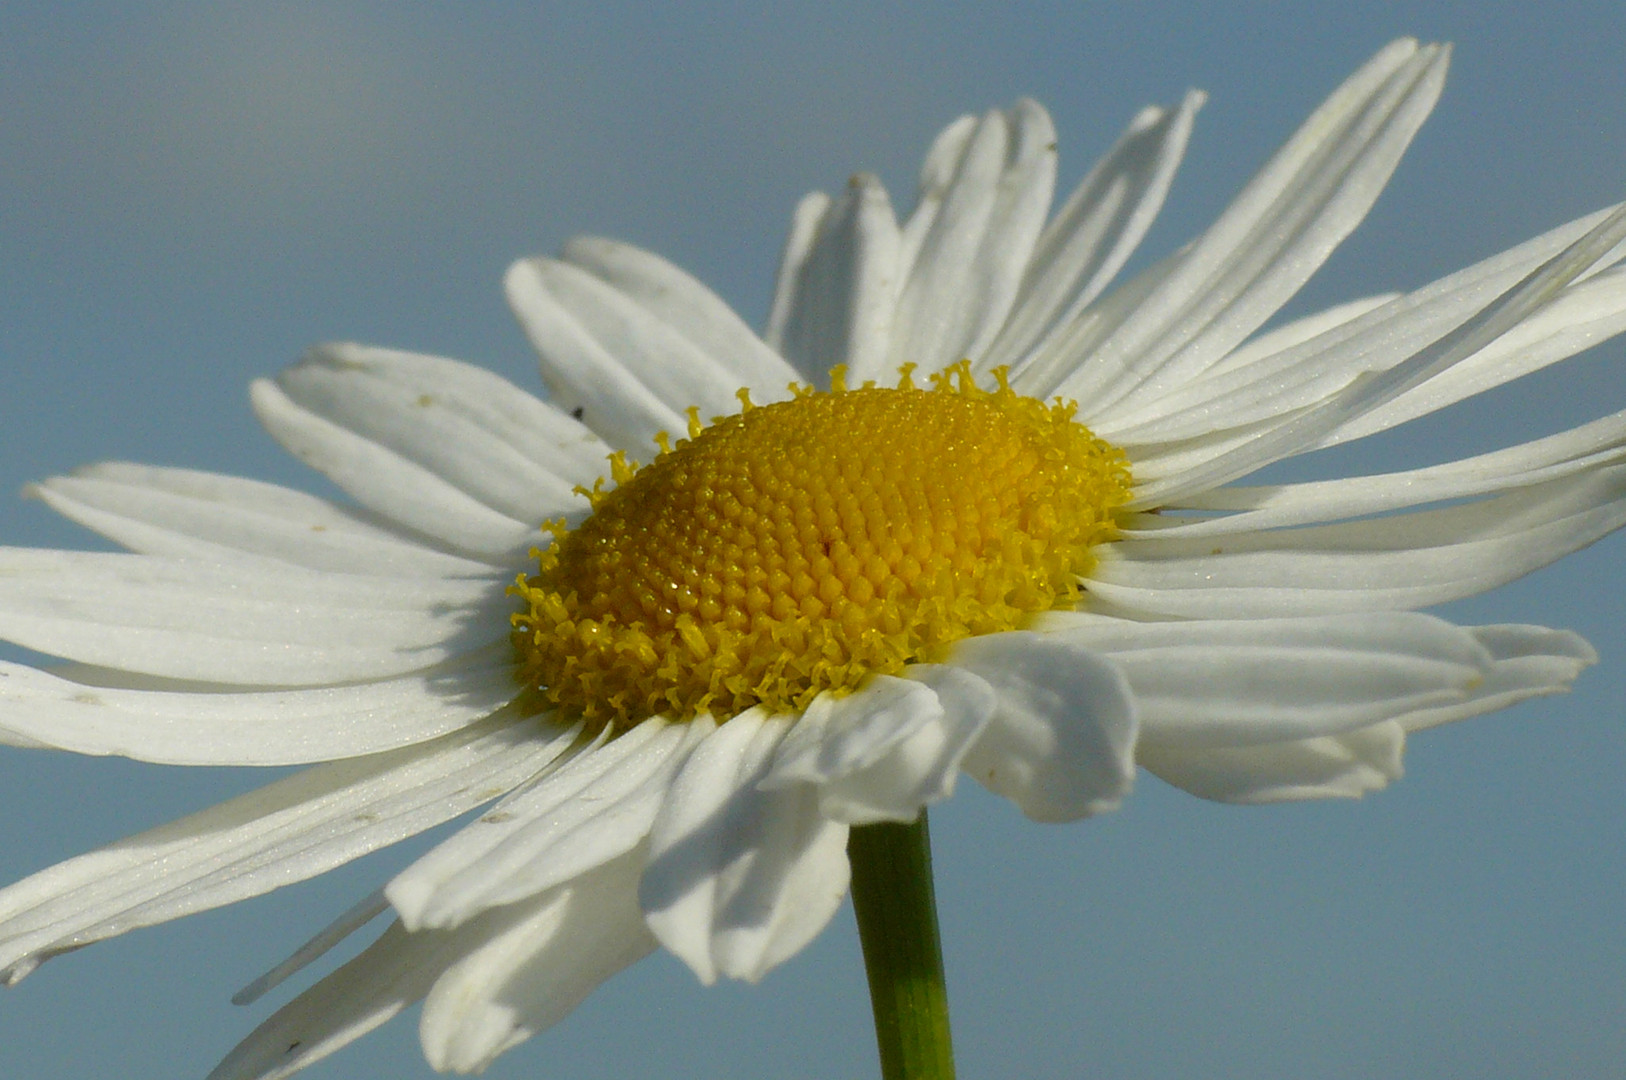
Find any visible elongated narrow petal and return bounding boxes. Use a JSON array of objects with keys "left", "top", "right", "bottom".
[
  {"left": 0, "top": 713, "right": 579, "bottom": 985},
  {"left": 1133, "top": 410, "right": 1626, "bottom": 539},
  {"left": 504, "top": 258, "right": 688, "bottom": 452},
  {"left": 1043, "top": 40, "right": 1446, "bottom": 408},
  {"left": 0, "top": 646, "right": 516, "bottom": 765},
  {"left": 251, "top": 380, "right": 542, "bottom": 559},
  {"left": 0, "top": 550, "right": 510, "bottom": 685},
  {"left": 417, "top": 850, "right": 656, "bottom": 1074},
  {"left": 510, "top": 257, "right": 752, "bottom": 436},
  {"left": 641, "top": 711, "right": 851, "bottom": 984},
  {"left": 1095, "top": 465, "right": 1626, "bottom": 618},
  {"left": 388, "top": 717, "right": 713, "bottom": 931},
  {"left": 30, "top": 463, "right": 498, "bottom": 577},
  {"left": 994, "top": 90, "right": 1204, "bottom": 377}
]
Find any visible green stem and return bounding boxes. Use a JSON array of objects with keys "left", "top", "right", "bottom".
[{"left": 847, "top": 812, "right": 956, "bottom": 1080}]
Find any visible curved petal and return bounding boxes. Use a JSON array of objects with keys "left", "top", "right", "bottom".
[
  {"left": 507, "top": 257, "right": 749, "bottom": 443},
  {"left": 1131, "top": 410, "right": 1626, "bottom": 540},
  {"left": 810, "top": 665, "right": 995, "bottom": 824},
  {"left": 1397, "top": 623, "right": 1596, "bottom": 732},
  {"left": 29, "top": 463, "right": 497, "bottom": 577},
  {"left": 251, "top": 376, "right": 545, "bottom": 561},
  {"left": 0, "top": 712, "right": 578, "bottom": 986},
  {"left": 952, "top": 631, "right": 1138, "bottom": 823},
  {"left": 640, "top": 711, "right": 851, "bottom": 984},
  {"left": 1140, "top": 720, "right": 1406, "bottom": 804}
]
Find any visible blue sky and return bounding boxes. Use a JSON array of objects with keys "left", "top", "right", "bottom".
[{"left": 3, "top": 4, "right": 1625, "bottom": 1078}]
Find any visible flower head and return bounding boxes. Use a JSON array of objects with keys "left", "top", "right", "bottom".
[{"left": 2, "top": 37, "right": 1624, "bottom": 1077}]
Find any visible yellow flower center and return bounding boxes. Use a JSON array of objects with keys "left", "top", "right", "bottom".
[{"left": 512, "top": 362, "right": 1131, "bottom": 730}]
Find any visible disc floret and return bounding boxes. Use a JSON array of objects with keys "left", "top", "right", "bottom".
[{"left": 512, "top": 363, "right": 1131, "bottom": 730}]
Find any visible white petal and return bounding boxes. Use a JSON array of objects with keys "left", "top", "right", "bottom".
[
  {"left": 418, "top": 849, "right": 656, "bottom": 1074},
  {"left": 251, "top": 379, "right": 542, "bottom": 560},
  {"left": 388, "top": 717, "right": 713, "bottom": 931},
  {"left": 504, "top": 257, "right": 687, "bottom": 452},
  {"left": 0, "top": 646, "right": 516, "bottom": 765},
  {"left": 1140, "top": 721, "right": 1406, "bottom": 804},
  {"left": 991, "top": 90, "right": 1204, "bottom": 376},
  {"left": 1324, "top": 262, "right": 1626, "bottom": 444},
  {"left": 766, "top": 675, "right": 942, "bottom": 788},
  {"left": 1105, "top": 235, "right": 1626, "bottom": 449},
  {"left": 561, "top": 236, "right": 800, "bottom": 396},
  {"left": 0, "top": 712, "right": 577, "bottom": 985},
  {"left": 763, "top": 174, "right": 903, "bottom": 387},
  {"left": 511, "top": 257, "right": 754, "bottom": 435},
  {"left": 952, "top": 631, "right": 1138, "bottom": 823},
  {"left": 1124, "top": 203, "right": 1626, "bottom": 506},
  {"left": 1055, "top": 613, "right": 1494, "bottom": 746},
  {"left": 1093, "top": 464, "right": 1626, "bottom": 618},
  {"left": 29, "top": 463, "right": 497, "bottom": 576},
  {"left": 1132, "top": 410, "right": 1626, "bottom": 540},
  {"left": 207, "top": 918, "right": 439, "bottom": 1080},
  {"left": 1046, "top": 40, "right": 1447, "bottom": 410},
  {"left": 889, "top": 99, "right": 1058, "bottom": 372},
  {"left": 640, "top": 711, "right": 851, "bottom": 984},
  {"left": 232, "top": 890, "right": 390, "bottom": 1006},
  {"left": 765, "top": 189, "right": 832, "bottom": 364},
  {"left": 814, "top": 666, "right": 995, "bottom": 824},
  {"left": 0, "top": 550, "right": 509, "bottom": 685},
  {"left": 1397, "top": 624, "right": 1597, "bottom": 732}
]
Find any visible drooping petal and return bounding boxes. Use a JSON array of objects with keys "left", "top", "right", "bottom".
[
  {"left": 0, "top": 712, "right": 578, "bottom": 985},
  {"left": 1049, "top": 612, "right": 1494, "bottom": 746},
  {"left": 766, "top": 666, "right": 995, "bottom": 824},
  {"left": 1139, "top": 721, "right": 1406, "bottom": 804},
  {"left": 0, "top": 645, "right": 516, "bottom": 765},
  {"left": 29, "top": 463, "right": 497, "bottom": 577},
  {"left": 387, "top": 717, "right": 713, "bottom": 932},
  {"left": 417, "top": 850, "right": 656, "bottom": 1074},
  {"left": 989, "top": 90, "right": 1204, "bottom": 375},
  {"left": 640, "top": 711, "right": 850, "bottom": 985},
  {"left": 951, "top": 631, "right": 1138, "bottom": 823},
  {"left": 1397, "top": 624, "right": 1596, "bottom": 732},
  {"left": 0, "top": 550, "right": 510, "bottom": 685},
  {"left": 764, "top": 175, "right": 903, "bottom": 387},
  {"left": 889, "top": 99, "right": 1058, "bottom": 372}
]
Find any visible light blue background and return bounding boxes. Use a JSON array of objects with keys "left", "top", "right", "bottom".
[{"left": 3, "top": 4, "right": 1625, "bottom": 1078}]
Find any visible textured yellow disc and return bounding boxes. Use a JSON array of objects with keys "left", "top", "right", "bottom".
[{"left": 512, "top": 364, "right": 1131, "bottom": 730}]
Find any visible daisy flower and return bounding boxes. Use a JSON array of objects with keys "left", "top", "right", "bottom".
[{"left": 3, "top": 36, "right": 1626, "bottom": 1078}]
